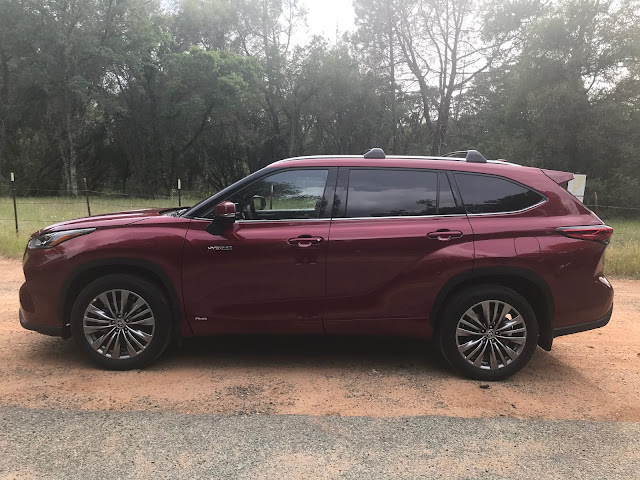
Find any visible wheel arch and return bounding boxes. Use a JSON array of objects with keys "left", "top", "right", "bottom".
[
  {"left": 60, "top": 258, "right": 186, "bottom": 338},
  {"left": 430, "top": 267, "right": 554, "bottom": 350}
]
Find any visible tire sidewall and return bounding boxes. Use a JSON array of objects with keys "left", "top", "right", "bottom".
[
  {"left": 439, "top": 285, "right": 539, "bottom": 381},
  {"left": 70, "top": 274, "right": 172, "bottom": 370}
]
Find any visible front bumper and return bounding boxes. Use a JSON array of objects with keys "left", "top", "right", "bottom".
[
  {"left": 553, "top": 305, "right": 613, "bottom": 337},
  {"left": 19, "top": 309, "right": 70, "bottom": 339}
]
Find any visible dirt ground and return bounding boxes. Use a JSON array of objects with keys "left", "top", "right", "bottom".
[{"left": 1, "top": 257, "right": 639, "bottom": 422}]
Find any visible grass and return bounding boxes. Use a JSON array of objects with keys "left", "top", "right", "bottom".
[
  {"left": 1, "top": 196, "right": 639, "bottom": 279},
  {"left": 0, "top": 195, "right": 200, "bottom": 259}
]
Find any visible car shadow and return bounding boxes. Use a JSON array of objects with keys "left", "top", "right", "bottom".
[
  {"left": 164, "top": 334, "right": 452, "bottom": 374},
  {"left": 21, "top": 333, "right": 585, "bottom": 386}
]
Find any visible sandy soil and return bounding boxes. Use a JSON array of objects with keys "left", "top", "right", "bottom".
[{"left": 1, "top": 257, "right": 639, "bottom": 421}]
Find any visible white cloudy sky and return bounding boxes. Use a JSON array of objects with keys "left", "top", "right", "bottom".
[{"left": 305, "top": 0, "right": 356, "bottom": 39}]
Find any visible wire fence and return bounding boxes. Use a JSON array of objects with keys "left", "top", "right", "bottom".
[
  {"left": 0, "top": 176, "right": 202, "bottom": 233},
  {"left": 1, "top": 178, "right": 639, "bottom": 234}
]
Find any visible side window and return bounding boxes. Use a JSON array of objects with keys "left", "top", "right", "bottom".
[
  {"left": 228, "top": 169, "right": 329, "bottom": 220},
  {"left": 454, "top": 173, "right": 544, "bottom": 214},
  {"left": 345, "top": 169, "right": 438, "bottom": 217},
  {"left": 438, "top": 173, "right": 464, "bottom": 215}
]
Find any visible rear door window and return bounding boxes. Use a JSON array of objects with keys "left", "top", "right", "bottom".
[
  {"left": 454, "top": 173, "right": 544, "bottom": 214},
  {"left": 345, "top": 169, "right": 444, "bottom": 218}
]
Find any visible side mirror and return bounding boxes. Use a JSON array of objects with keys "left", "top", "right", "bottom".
[
  {"left": 252, "top": 195, "right": 267, "bottom": 211},
  {"left": 206, "top": 201, "right": 236, "bottom": 236},
  {"left": 214, "top": 201, "right": 236, "bottom": 219}
]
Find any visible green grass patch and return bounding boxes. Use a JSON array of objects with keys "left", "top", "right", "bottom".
[
  {"left": 1, "top": 197, "right": 639, "bottom": 279},
  {"left": 0, "top": 195, "right": 200, "bottom": 259},
  {"left": 605, "top": 219, "right": 640, "bottom": 279}
]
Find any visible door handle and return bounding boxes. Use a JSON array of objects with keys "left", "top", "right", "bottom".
[
  {"left": 427, "top": 229, "right": 463, "bottom": 241},
  {"left": 287, "top": 235, "right": 324, "bottom": 248}
]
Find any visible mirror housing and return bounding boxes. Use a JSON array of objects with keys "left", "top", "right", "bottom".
[
  {"left": 214, "top": 201, "right": 236, "bottom": 219},
  {"left": 206, "top": 201, "right": 236, "bottom": 235},
  {"left": 252, "top": 195, "right": 267, "bottom": 211}
]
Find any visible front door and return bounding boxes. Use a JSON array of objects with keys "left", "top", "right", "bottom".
[
  {"left": 324, "top": 168, "right": 475, "bottom": 336},
  {"left": 182, "top": 167, "right": 335, "bottom": 335}
]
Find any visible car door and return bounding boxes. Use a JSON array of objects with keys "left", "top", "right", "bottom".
[
  {"left": 324, "top": 168, "right": 475, "bottom": 336},
  {"left": 182, "top": 167, "right": 336, "bottom": 335}
]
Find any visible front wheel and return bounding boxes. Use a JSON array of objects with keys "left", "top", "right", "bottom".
[
  {"left": 438, "top": 285, "right": 539, "bottom": 381},
  {"left": 70, "top": 274, "right": 172, "bottom": 370}
]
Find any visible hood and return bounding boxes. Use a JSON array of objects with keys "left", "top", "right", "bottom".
[{"left": 35, "top": 208, "right": 168, "bottom": 235}]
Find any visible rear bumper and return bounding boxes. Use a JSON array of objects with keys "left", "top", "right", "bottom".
[
  {"left": 553, "top": 305, "right": 613, "bottom": 338},
  {"left": 19, "top": 309, "right": 70, "bottom": 339}
]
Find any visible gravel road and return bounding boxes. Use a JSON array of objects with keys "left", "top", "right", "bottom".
[{"left": 2, "top": 408, "right": 639, "bottom": 479}]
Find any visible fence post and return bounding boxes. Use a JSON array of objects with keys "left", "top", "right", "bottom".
[
  {"left": 177, "top": 178, "right": 181, "bottom": 207},
  {"left": 11, "top": 172, "right": 18, "bottom": 234},
  {"left": 594, "top": 191, "right": 599, "bottom": 216},
  {"left": 83, "top": 177, "right": 91, "bottom": 217}
]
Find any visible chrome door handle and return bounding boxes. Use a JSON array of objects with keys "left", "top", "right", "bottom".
[
  {"left": 427, "top": 230, "right": 463, "bottom": 241},
  {"left": 287, "top": 236, "right": 324, "bottom": 248}
]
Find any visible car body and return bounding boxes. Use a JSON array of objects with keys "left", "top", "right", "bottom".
[{"left": 19, "top": 149, "right": 614, "bottom": 379}]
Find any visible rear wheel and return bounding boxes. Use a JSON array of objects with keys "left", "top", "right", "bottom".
[
  {"left": 439, "top": 285, "right": 538, "bottom": 380},
  {"left": 70, "top": 274, "right": 172, "bottom": 370}
]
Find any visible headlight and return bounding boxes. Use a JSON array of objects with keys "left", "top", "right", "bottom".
[{"left": 27, "top": 228, "right": 96, "bottom": 249}]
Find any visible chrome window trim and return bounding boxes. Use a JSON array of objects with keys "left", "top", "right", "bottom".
[
  {"left": 329, "top": 213, "right": 468, "bottom": 221},
  {"left": 464, "top": 198, "right": 548, "bottom": 216},
  {"left": 191, "top": 198, "right": 545, "bottom": 224}
]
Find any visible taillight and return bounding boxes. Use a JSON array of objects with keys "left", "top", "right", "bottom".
[{"left": 556, "top": 225, "right": 613, "bottom": 244}]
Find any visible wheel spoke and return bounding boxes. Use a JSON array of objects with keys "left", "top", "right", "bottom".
[
  {"left": 495, "top": 338, "right": 519, "bottom": 360},
  {"left": 497, "top": 316, "right": 524, "bottom": 332},
  {"left": 111, "top": 331, "right": 121, "bottom": 359},
  {"left": 125, "top": 307, "right": 152, "bottom": 322},
  {"left": 464, "top": 338, "right": 485, "bottom": 361},
  {"left": 494, "top": 340, "right": 509, "bottom": 366},
  {"left": 481, "top": 301, "right": 491, "bottom": 327},
  {"left": 129, "top": 328, "right": 153, "bottom": 344},
  {"left": 473, "top": 340, "right": 489, "bottom": 367},
  {"left": 496, "top": 335, "right": 526, "bottom": 345},
  {"left": 90, "top": 328, "right": 115, "bottom": 351},
  {"left": 119, "top": 290, "right": 129, "bottom": 317},
  {"left": 98, "top": 293, "right": 118, "bottom": 320},
  {"left": 459, "top": 318, "right": 483, "bottom": 333},
  {"left": 463, "top": 309, "right": 485, "bottom": 330},
  {"left": 496, "top": 303, "right": 511, "bottom": 329},
  {"left": 489, "top": 342, "right": 498, "bottom": 369},
  {"left": 124, "top": 297, "right": 147, "bottom": 320},
  {"left": 459, "top": 338, "right": 483, "bottom": 354},
  {"left": 86, "top": 304, "right": 114, "bottom": 321},
  {"left": 126, "top": 317, "right": 155, "bottom": 326},
  {"left": 83, "top": 324, "right": 113, "bottom": 334},
  {"left": 123, "top": 332, "right": 137, "bottom": 358},
  {"left": 457, "top": 326, "right": 483, "bottom": 337},
  {"left": 125, "top": 330, "right": 145, "bottom": 350}
]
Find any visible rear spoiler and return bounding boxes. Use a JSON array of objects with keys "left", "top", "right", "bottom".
[{"left": 542, "top": 169, "right": 574, "bottom": 184}]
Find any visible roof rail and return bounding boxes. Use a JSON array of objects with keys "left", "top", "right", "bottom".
[
  {"left": 442, "top": 150, "right": 487, "bottom": 163},
  {"left": 364, "top": 148, "right": 386, "bottom": 159}
]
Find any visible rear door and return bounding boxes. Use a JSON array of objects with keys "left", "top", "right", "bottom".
[{"left": 324, "top": 167, "right": 475, "bottom": 336}]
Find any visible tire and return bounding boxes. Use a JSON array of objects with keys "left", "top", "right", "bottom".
[
  {"left": 70, "top": 274, "right": 172, "bottom": 370},
  {"left": 438, "top": 285, "right": 538, "bottom": 381}
]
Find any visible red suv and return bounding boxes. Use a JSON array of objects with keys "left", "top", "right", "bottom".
[{"left": 19, "top": 149, "right": 613, "bottom": 380}]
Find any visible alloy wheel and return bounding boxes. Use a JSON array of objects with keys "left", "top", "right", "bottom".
[
  {"left": 455, "top": 300, "right": 527, "bottom": 370},
  {"left": 82, "top": 289, "right": 156, "bottom": 360}
]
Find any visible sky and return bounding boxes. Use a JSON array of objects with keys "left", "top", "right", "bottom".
[{"left": 304, "top": 0, "right": 356, "bottom": 41}]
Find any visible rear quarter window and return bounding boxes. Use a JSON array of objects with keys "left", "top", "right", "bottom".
[{"left": 454, "top": 173, "right": 544, "bottom": 214}]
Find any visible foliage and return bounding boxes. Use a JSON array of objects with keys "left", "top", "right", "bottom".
[{"left": 0, "top": 0, "right": 639, "bottom": 205}]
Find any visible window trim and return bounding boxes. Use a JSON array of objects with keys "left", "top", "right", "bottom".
[{"left": 452, "top": 171, "right": 548, "bottom": 216}]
